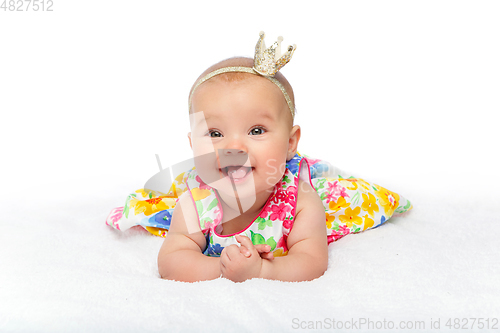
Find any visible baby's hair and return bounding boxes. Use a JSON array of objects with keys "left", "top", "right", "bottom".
[{"left": 188, "top": 56, "right": 296, "bottom": 118}]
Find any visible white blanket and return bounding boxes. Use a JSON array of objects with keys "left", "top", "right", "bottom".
[{"left": 1, "top": 172, "right": 498, "bottom": 332}]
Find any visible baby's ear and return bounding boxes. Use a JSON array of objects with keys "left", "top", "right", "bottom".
[
  {"left": 287, "top": 125, "right": 301, "bottom": 160},
  {"left": 188, "top": 132, "right": 193, "bottom": 149}
]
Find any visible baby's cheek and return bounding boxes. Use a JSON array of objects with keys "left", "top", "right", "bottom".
[
  {"left": 192, "top": 147, "right": 219, "bottom": 184},
  {"left": 262, "top": 158, "right": 286, "bottom": 186},
  {"left": 191, "top": 137, "right": 216, "bottom": 156}
]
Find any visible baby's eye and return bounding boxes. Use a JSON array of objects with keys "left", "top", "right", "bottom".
[
  {"left": 209, "top": 130, "right": 222, "bottom": 138},
  {"left": 249, "top": 127, "right": 265, "bottom": 136}
]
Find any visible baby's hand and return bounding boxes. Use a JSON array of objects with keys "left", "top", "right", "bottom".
[{"left": 220, "top": 235, "right": 264, "bottom": 282}]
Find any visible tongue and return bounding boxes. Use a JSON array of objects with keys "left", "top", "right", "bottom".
[{"left": 227, "top": 166, "right": 249, "bottom": 179}]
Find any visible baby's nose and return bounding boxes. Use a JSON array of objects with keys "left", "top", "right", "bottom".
[
  {"left": 222, "top": 148, "right": 246, "bottom": 155},
  {"left": 219, "top": 149, "right": 248, "bottom": 167}
]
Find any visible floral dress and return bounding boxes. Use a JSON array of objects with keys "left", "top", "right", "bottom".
[{"left": 106, "top": 153, "right": 413, "bottom": 255}]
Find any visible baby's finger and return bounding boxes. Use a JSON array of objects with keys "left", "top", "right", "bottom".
[
  {"left": 235, "top": 234, "right": 255, "bottom": 252},
  {"left": 254, "top": 244, "right": 274, "bottom": 260},
  {"left": 220, "top": 258, "right": 226, "bottom": 270},
  {"left": 254, "top": 244, "right": 271, "bottom": 254},
  {"left": 220, "top": 262, "right": 226, "bottom": 278},
  {"left": 260, "top": 251, "right": 275, "bottom": 261},
  {"left": 220, "top": 249, "right": 228, "bottom": 266},
  {"left": 224, "top": 244, "right": 241, "bottom": 261},
  {"left": 238, "top": 244, "right": 251, "bottom": 258}
]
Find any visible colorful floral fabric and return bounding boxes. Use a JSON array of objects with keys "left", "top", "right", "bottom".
[
  {"left": 105, "top": 153, "right": 413, "bottom": 253},
  {"left": 105, "top": 172, "right": 189, "bottom": 237},
  {"left": 314, "top": 176, "right": 412, "bottom": 243}
]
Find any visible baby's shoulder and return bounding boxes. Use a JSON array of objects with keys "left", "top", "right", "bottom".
[
  {"left": 295, "top": 179, "right": 323, "bottom": 215},
  {"left": 286, "top": 179, "right": 327, "bottom": 248},
  {"left": 170, "top": 191, "right": 203, "bottom": 234}
]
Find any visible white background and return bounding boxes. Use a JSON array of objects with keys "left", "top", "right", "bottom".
[
  {"left": 1, "top": 2, "right": 499, "bottom": 331},
  {"left": 1, "top": 0, "right": 499, "bottom": 202}
]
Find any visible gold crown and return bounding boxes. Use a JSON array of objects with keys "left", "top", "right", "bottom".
[{"left": 253, "top": 31, "right": 296, "bottom": 77}]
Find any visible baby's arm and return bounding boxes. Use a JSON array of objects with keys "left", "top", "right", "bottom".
[
  {"left": 157, "top": 193, "right": 220, "bottom": 282},
  {"left": 258, "top": 180, "right": 328, "bottom": 282}
]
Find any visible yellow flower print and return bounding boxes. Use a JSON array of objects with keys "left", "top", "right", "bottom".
[
  {"left": 175, "top": 172, "right": 186, "bottom": 185},
  {"left": 374, "top": 185, "right": 400, "bottom": 216},
  {"left": 356, "top": 178, "right": 372, "bottom": 191},
  {"left": 326, "top": 212, "right": 336, "bottom": 229},
  {"left": 191, "top": 188, "right": 211, "bottom": 201},
  {"left": 129, "top": 196, "right": 176, "bottom": 216},
  {"left": 362, "top": 214, "right": 374, "bottom": 230},
  {"left": 328, "top": 196, "right": 350, "bottom": 213},
  {"left": 165, "top": 183, "right": 182, "bottom": 199},
  {"left": 129, "top": 197, "right": 164, "bottom": 216},
  {"left": 361, "top": 192, "right": 379, "bottom": 217},
  {"left": 135, "top": 188, "right": 164, "bottom": 198},
  {"left": 273, "top": 249, "right": 288, "bottom": 257},
  {"left": 339, "top": 178, "right": 358, "bottom": 190},
  {"left": 339, "top": 178, "right": 372, "bottom": 192},
  {"left": 339, "top": 206, "right": 363, "bottom": 227},
  {"left": 135, "top": 189, "right": 149, "bottom": 198}
]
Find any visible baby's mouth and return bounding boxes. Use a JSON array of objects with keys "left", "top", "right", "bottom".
[{"left": 220, "top": 166, "right": 254, "bottom": 180}]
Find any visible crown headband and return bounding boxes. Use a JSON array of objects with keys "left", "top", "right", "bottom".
[{"left": 188, "top": 31, "right": 296, "bottom": 119}]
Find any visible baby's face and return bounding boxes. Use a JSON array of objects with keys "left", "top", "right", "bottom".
[{"left": 189, "top": 76, "right": 297, "bottom": 200}]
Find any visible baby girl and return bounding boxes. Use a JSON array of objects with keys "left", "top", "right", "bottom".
[
  {"left": 157, "top": 33, "right": 329, "bottom": 283},
  {"left": 106, "top": 32, "right": 412, "bottom": 283}
]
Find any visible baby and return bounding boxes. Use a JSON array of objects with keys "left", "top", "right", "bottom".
[
  {"left": 157, "top": 35, "right": 329, "bottom": 282},
  {"left": 101, "top": 32, "right": 412, "bottom": 283}
]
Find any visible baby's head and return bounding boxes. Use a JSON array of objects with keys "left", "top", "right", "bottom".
[
  {"left": 187, "top": 56, "right": 300, "bottom": 199},
  {"left": 189, "top": 56, "right": 296, "bottom": 126}
]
